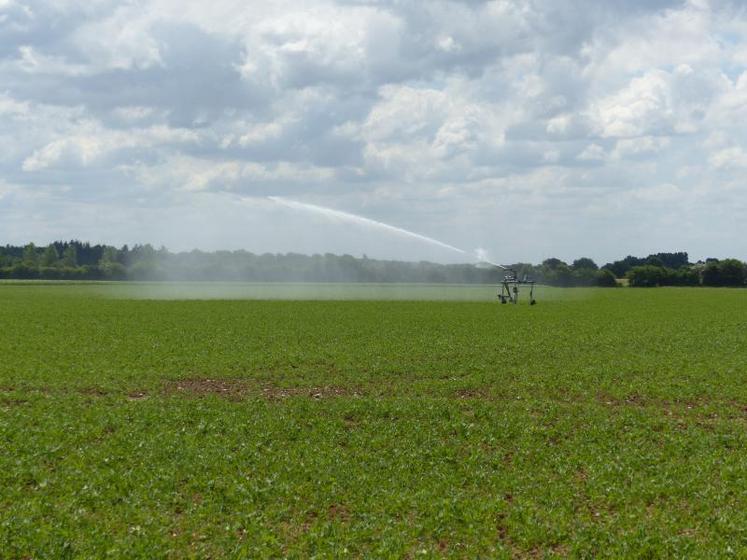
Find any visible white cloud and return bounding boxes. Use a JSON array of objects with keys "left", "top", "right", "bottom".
[
  {"left": 709, "top": 146, "right": 747, "bottom": 169},
  {"left": 583, "top": 0, "right": 721, "bottom": 80},
  {"left": 111, "top": 106, "right": 158, "bottom": 121},
  {"left": 589, "top": 70, "right": 675, "bottom": 138},
  {"left": 0, "top": 92, "right": 30, "bottom": 117},
  {"left": 22, "top": 122, "right": 199, "bottom": 171},
  {"left": 124, "top": 154, "right": 336, "bottom": 192},
  {"left": 612, "top": 136, "right": 671, "bottom": 159},
  {"left": 577, "top": 143, "right": 605, "bottom": 161},
  {"left": 356, "top": 82, "right": 507, "bottom": 179},
  {"left": 16, "top": 46, "right": 90, "bottom": 76},
  {"left": 72, "top": 6, "right": 163, "bottom": 70},
  {"left": 630, "top": 182, "right": 682, "bottom": 202},
  {"left": 236, "top": 4, "right": 403, "bottom": 89},
  {"left": 2, "top": 0, "right": 747, "bottom": 262}
]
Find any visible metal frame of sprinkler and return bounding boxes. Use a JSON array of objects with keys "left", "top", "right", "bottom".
[{"left": 494, "top": 265, "right": 537, "bottom": 305}]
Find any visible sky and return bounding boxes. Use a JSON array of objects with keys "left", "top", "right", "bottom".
[{"left": 1, "top": 0, "right": 747, "bottom": 265}]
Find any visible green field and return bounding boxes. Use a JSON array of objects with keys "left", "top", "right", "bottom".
[{"left": 2, "top": 283, "right": 747, "bottom": 558}]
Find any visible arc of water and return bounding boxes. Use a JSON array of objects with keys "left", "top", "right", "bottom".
[{"left": 267, "top": 196, "right": 468, "bottom": 256}]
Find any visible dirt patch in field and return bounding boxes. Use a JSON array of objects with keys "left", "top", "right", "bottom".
[
  {"left": 79, "top": 387, "right": 110, "bottom": 397},
  {"left": 596, "top": 392, "right": 649, "bottom": 407},
  {"left": 454, "top": 388, "right": 490, "bottom": 399},
  {"left": 261, "top": 385, "right": 359, "bottom": 400},
  {"left": 0, "top": 397, "right": 28, "bottom": 407},
  {"left": 595, "top": 393, "right": 715, "bottom": 411},
  {"left": 0, "top": 386, "right": 26, "bottom": 407},
  {"left": 77, "top": 387, "right": 151, "bottom": 402},
  {"left": 164, "top": 378, "right": 253, "bottom": 400},
  {"left": 0, "top": 385, "right": 51, "bottom": 396},
  {"left": 163, "top": 378, "right": 360, "bottom": 401},
  {"left": 327, "top": 503, "right": 351, "bottom": 523}
]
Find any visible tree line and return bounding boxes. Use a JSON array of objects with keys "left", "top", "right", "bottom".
[
  {"left": 618, "top": 258, "right": 747, "bottom": 287},
  {"left": 0, "top": 242, "right": 744, "bottom": 287}
]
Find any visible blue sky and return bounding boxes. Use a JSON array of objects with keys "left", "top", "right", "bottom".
[{"left": 1, "top": 0, "right": 746, "bottom": 264}]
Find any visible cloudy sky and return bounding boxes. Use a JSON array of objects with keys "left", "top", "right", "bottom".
[{"left": 1, "top": 0, "right": 746, "bottom": 264}]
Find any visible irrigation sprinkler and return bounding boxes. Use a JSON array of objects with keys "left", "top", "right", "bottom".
[
  {"left": 499, "top": 267, "right": 536, "bottom": 305},
  {"left": 480, "top": 262, "right": 536, "bottom": 305}
]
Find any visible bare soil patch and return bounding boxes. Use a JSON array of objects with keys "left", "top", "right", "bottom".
[
  {"left": 454, "top": 388, "right": 489, "bottom": 399},
  {"left": 261, "top": 385, "right": 359, "bottom": 400},
  {"left": 79, "top": 387, "right": 110, "bottom": 397},
  {"left": 163, "top": 378, "right": 359, "bottom": 401},
  {"left": 327, "top": 503, "right": 351, "bottom": 523},
  {"left": 164, "top": 378, "right": 253, "bottom": 400},
  {"left": 0, "top": 397, "right": 28, "bottom": 407}
]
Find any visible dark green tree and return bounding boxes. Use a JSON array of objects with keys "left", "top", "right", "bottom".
[
  {"left": 41, "top": 245, "right": 59, "bottom": 267},
  {"left": 98, "top": 247, "right": 125, "bottom": 279},
  {"left": 627, "top": 265, "right": 667, "bottom": 287},
  {"left": 649, "top": 252, "right": 689, "bottom": 269},
  {"left": 61, "top": 245, "right": 78, "bottom": 267},
  {"left": 595, "top": 269, "right": 618, "bottom": 287},
  {"left": 542, "top": 258, "right": 567, "bottom": 270},
  {"left": 22, "top": 243, "right": 38, "bottom": 266},
  {"left": 603, "top": 256, "right": 646, "bottom": 278},
  {"left": 702, "top": 259, "right": 746, "bottom": 287},
  {"left": 572, "top": 257, "right": 598, "bottom": 270}
]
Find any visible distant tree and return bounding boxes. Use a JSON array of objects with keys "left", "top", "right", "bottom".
[
  {"left": 701, "top": 261, "right": 721, "bottom": 286},
  {"left": 595, "top": 269, "right": 618, "bottom": 287},
  {"left": 667, "top": 267, "right": 700, "bottom": 286},
  {"left": 41, "top": 245, "right": 59, "bottom": 267},
  {"left": 541, "top": 261, "right": 574, "bottom": 286},
  {"left": 0, "top": 240, "right": 738, "bottom": 287},
  {"left": 38, "top": 266, "right": 63, "bottom": 280},
  {"left": 702, "top": 259, "right": 746, "bottom": 287},
  {"left": 645, "top": 256, "right": 664, "bottom": 267},
  {"left": 719, "top": 259, "right": 746, "bottom": 286},
  {"left": 603, "top": 255, "right": 646, "bottom": 278},
  {"left": 61, "top": 245, "right": 78, "bottom": 267},
  {"left": 9, "top": 263, "right": 38, "bottom": 279},
  {"left": 99, "top": 246, "right": 118, "bottom": 264},
  {"left": 129, "top": 244, "right": 156, "bottom": 265},
  {"left": 627, "top": 265, "right": 667, "bottom": 287},
  {"left": 542, "top": 258, "right": 567, "bottom": 270},
  {"left": 22, "top": 243, "right": 38, "bottom": 266},
  {"left": 98, "top": 246, "right": 125, "bottom": 279},
  {"left": 649, "top": 252, "right": 689, "bottom": 269},
  {"left": 572, "top": 257, "right": 598, "bottom": 270}
]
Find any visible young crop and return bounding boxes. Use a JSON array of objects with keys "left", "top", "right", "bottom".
[{"left": 1, "top": 283, "right": 747, "bottom": 557}]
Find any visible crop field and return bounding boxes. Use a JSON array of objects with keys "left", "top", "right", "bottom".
[{"left": 1, "top": 283, "right": 747, "bottom": 558}]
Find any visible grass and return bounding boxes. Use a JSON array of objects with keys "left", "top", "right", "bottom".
[{"left": 1, "top": 283, "right": 747, "bottom": 558}]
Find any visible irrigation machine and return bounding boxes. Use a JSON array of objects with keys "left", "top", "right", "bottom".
[{"left": 495, "top": 265, "right": 537, "bottom": 305}]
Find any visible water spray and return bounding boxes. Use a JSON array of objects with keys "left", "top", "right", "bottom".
[
  {"left": 268, "top": 196, "right": 467, "bottom": 255},
  {"left": 267, "top": 197, "right": 537, "bottom": 305}
]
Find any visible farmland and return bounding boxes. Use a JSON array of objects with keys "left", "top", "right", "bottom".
[{"left": 1, "top": 283, "right": 747, "bottom": 558}]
